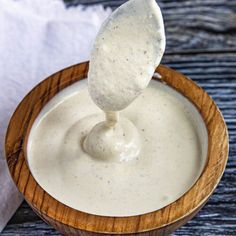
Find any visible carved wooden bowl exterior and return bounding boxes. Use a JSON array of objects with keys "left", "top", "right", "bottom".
[{"left": 5, "top": 62, "right": 228, "bottom": 235}]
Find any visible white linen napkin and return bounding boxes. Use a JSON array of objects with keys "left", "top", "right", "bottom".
[{"left": 0, "top": 0, "right": 111, "bottom": 232}]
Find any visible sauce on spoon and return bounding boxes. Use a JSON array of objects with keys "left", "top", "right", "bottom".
[{"left": 84, "top": 0, "right": 165, "bottom": 161}]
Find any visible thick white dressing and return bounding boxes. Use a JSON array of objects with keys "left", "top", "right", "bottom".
[
  {"left": 89, "top": 0, "right": 165, "bottom": 111},
  {"left": 27, "top": 80, "right": 208, "bottom": 216},
  {"left": 27, "top": 0, "right": 208, "bottom": 217}
]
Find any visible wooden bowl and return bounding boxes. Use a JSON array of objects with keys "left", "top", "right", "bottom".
[{"left": 5, "top": 62, "right": 228, "bottom": 235}]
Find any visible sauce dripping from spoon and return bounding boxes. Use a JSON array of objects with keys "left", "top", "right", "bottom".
[{"left": 84, "top": 0, "right": 165, "bottom": 161}]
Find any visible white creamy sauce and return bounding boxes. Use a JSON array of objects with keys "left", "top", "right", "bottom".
[
  {"left": 27, "top": 0, "right": 208, "bottom": 217},
  {"left": 88, "top": 0, "right": 165, "bottom": 111},
  {"left": 27, "top": 80, "right": 208, "bottom": 216}
]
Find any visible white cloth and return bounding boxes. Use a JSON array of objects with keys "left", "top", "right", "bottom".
[{"left": 0, "top": 0, "right": 111, "bottom": 232}]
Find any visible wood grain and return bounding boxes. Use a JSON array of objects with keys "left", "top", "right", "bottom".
[
  {"left": 2, "top": 0, "right": 236, "bottom": 235},
  {"left": 4, "top": 62, "right": 228, "bottom": 235},
  {"left": 66, "top": 0, "right": 236, "bottom": 51}
]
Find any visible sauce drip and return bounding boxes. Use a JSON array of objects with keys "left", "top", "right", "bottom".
[
  {"left": 105, "top": 111, "right": 119, "bottom": 128},
  {"left": 84, "top": 0, "right": 165, "bottom": 161}
]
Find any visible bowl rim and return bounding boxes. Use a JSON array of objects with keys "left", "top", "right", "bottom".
[{"left": 5, "top": 61, "right": 228, "bottom": 234}]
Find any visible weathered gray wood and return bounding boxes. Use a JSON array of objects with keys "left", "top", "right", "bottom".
[
  {"left": 1, "top": 0, "right": 236, "bottom": 235},
  {"left": 65, "top": 0, "right": 236, "bottom": 51}
]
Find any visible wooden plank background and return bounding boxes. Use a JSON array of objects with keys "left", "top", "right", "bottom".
[{"left": 2, "top": 0, "right": 236, "bottom": 235}]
